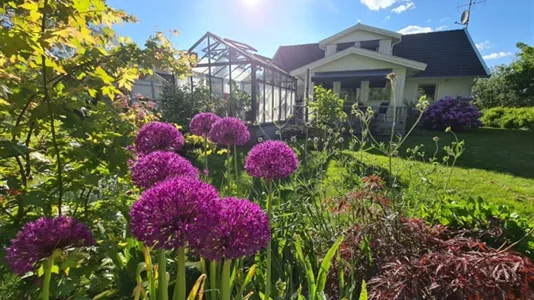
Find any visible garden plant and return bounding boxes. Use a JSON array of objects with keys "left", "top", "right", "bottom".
[{"left": 1, "top": 1, "right": 534, "bottom": 300}]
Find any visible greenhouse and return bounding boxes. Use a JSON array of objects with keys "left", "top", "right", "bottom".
[{"left": 187, "top": 32, "right": 300, "bottom": 125}]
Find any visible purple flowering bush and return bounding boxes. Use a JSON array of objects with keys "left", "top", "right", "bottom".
[{"left": 421, "top": 97, "right": 483, "bottom": 131}]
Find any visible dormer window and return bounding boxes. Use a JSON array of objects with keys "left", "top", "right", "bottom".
[
  {"left": 361, "top": 40, "right": 380, "bottom": 52},
  {"left": 336, "top": 42, "right": 354, "bottom": 52}
]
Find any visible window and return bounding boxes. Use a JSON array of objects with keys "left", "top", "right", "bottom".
[
  {"left": 368, "top": 80, "right": 392, "bottom": 102},
  {"left": 418, "top": 84, "right": 437, "bottom": 101},
  {"left": 340, "top": 81, "right": 361, "bottom": 104},
  {"left": 337, "top": 42, "right": 354, "bottom": 52},
  {"left": 360, "top": 40, "right": 380, "bottom": 52}
]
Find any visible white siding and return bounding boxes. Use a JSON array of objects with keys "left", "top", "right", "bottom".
[
  {"left": 329, "top": 30, "right": 389, "bottom": 44},
  {"left": 312, "top": 53, "right": 396, "bottom": 73},
  {"left": 404, "top": 77, "right": 475, "bottom": 103}
]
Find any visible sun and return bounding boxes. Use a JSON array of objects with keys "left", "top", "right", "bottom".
[{"left": 242, "top": 0, "right": 261, "bottom": 6}]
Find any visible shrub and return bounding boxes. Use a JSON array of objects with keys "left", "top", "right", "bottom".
[
  {"left": 307, "top": 86, "right": 347, "bottom": 127},
  {"left": 421, "top": 97, "right": 483, "bottom": 131},
  {"left": 481, "top": 107, "right": 534, "bottom": 130}
]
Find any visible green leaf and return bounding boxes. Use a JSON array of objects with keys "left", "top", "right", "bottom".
[
  {"left": 240, "top": 264, "right": 256, "bottom": 295},
  {"left": 316, "top": 236, "right": 344, "bottom": 294},
  {"left": 294, "top": 238, "right": 316, "bottom": 299},
  {"left": 0, "top": 140, "right": 34, "bottom": 159},
  {"left": 359, "top": 280, "right": 368, "bottom": 300}
]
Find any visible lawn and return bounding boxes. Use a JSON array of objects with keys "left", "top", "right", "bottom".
[{"left": 354, "top": 128, "right": 534, "bottom": 216}]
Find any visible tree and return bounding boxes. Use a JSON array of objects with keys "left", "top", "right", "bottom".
[
  {"left": 0, "top": 0, "right": 193, "bottom": 225},
  {"left": 506, "top": 42, "right": 534, "bottom": 106},
  {"left": 472, "top": 65, "right": 518, "bottom": 109}
]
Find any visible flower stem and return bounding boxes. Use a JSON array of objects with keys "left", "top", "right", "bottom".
[
  {"left": 172, "top": 247, "right": 186, "bottom": 300},
  {"left": 265, "top": 179, "right": 273, "bottom": 300},
  {"left": 203, "top": 136, "right": 209, "bottom": 179},
  {"left": 221, "top": 259, "right": 232, "bottom": 300},
  {"left": 42, "top": 256, "right": 55, "bottom": 300},
  {"left": 158, "top": 250, "right": 168, "bottom": 300},
  {"left": 233, "top": 145, "right": 239, "bottom": 194},
  {"left": 210, "top": 261, "right": 218, "bottom": 300},
  {"left": 226, "top": 146, "right": 232, "bottom": 194}
]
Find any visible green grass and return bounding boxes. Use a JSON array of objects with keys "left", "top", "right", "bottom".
[
  {"left": 393, "top": 128, "right": 534, "bottom": 179},
  {"left": 351, "top": 128, "right": 534, "bottom": 216}
]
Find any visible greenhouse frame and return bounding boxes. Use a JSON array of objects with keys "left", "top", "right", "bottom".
[{"left": 187, "top": 32, "right": 300, "bottom": 125}]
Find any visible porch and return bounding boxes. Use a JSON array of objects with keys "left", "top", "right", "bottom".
[{"left": 303, "top": 68, "right": 410, "bottom": 135}]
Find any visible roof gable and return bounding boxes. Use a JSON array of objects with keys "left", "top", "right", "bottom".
[
  {"left": 319, "top": 23, "right": 401, "bottom": 49},
  {"left": 290, "top": 47, "right": 426, "bottom": 76}
]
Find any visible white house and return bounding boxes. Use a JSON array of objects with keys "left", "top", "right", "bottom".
[{"left": 272, "top": 23, "right": 490, "bottom": 107}]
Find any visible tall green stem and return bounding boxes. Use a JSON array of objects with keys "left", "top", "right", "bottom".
[
  {"left": 203, "top": 136, "right": 209, "bottom": 179},
  {"left": 264, "top": 179, "right": 273, "bottom": 300},
  {"left": 210, "top": 261, "right": 218, "bottom": 300},
  {"left": 221, "top": 259, "right": 232, "bottom": 300},
  {"left": 226, "top": 146, "right": 232, "bottom": 194},
  {"left": 172, "top": 247, "right": 186, "bottom": 300},
  {"left": 42, "top": 256, "right": 55, "bottom": 300},
  {"left": 158, "top": 250, "right": 168, "bottom": 300},
  {"left": 233, "top": 145, "right": 239, "bottom": 194}
]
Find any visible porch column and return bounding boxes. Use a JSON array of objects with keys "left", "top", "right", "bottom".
[
  {"left": 360, "top": 81, "right": 369, "bottom": 104},
  {"left": 333, "top": 81, "right": 341, "bottom": 96},
  {"left": 391, "top": 67, "right": 406, "bottom": 106}
]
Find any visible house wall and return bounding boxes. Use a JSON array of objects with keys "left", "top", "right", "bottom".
[
  {"left": 312, "top": 53, "right": 397, "bottom": 73},
  {"left": 403, "top": 77, "right": 475, "bottom": 103}
]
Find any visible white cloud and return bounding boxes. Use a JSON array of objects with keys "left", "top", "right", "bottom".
[
  {"left": 360, "top": 0, "right": 398, "bottom": 11},
  {"left": 427, "top": 19, "right": 432, "bottom": 23},
  {"left": 476, "top": 40, "right": 491, "bottom": 50},
  {"left": 391, "top": 1, "right": 415, "bottom": 14},
  {"left": 435, "top": 25, "right": 448, "bottom": 31},
  {"left": 440, "top": 17, "right": 450, "bottom": 23},
  {"left": 357, "top": 18, "right": 362, "bottom": 23},
  {"left": 483, "top": 52, "right": 513, "bottom": 60},
  {"left": 386, "top": 15, "right": 391, "bottom": 20},
  {"left": 398, "top": 25, "right": 433, "bottom": 35}
]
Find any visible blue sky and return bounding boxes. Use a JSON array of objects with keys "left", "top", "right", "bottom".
[{"left": 108, "top": 0, "right": 534, "bottom": 67}]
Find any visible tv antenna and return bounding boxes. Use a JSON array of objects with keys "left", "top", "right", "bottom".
[{"left": 455, "top": 0, "right": 486, "bottom": 28}]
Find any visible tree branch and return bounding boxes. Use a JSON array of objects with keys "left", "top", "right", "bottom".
[{"left": 41, "top": 0, "right": 63, "bottom": 216}]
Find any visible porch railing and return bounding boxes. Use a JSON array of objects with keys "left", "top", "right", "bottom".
[{"left": 292, "top": 104, "right": 410, "bottom": 135}]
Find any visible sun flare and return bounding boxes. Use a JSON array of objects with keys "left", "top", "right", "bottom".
[{"left": 242, "top": 0, "right": 261, "bottom": 6}]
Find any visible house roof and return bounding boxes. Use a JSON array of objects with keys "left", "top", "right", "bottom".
[{"left": 273, "top": 29, "right": 490, "bottom": 78}]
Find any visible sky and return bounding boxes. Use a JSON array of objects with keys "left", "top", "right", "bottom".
[{"left": 107, "top": 0, "right": 534, "bottom": 67}]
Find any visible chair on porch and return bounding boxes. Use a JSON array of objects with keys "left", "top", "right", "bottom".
[{"left": 376, "top": 102, "right": 390, "bottom": 122}]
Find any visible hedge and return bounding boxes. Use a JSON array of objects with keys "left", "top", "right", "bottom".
[{"left": 481, "top": 107, "right": 534, "bottom": 130}]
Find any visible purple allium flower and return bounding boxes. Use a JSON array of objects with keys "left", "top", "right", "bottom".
[
  {"left": 5, "top": 217, "right": 95, "bottom": 275},
  {"left": 208, "top": 117, "right": 250, "bottom": 147},
  {"left": 135, "top": 121, "right": 184, "bottom": 155},
  {"left": 194, "top": 197, "right": 270, "bottom": 260},
  {"left": 130, "top": 151, "right": 198, "bottom": 189},
  {"left": 245, "top": 140, "right": 299, "bottom": 180},
  {"left": 190, "top": 113, "right": 220, "bottom": 137},
  {"left": 129, "top": 177, "right": 219, "bottom": 250}
]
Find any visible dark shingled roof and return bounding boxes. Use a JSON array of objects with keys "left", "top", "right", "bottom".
[{"left": 273, "top": 29, "right": 489, "bottom": 78}]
